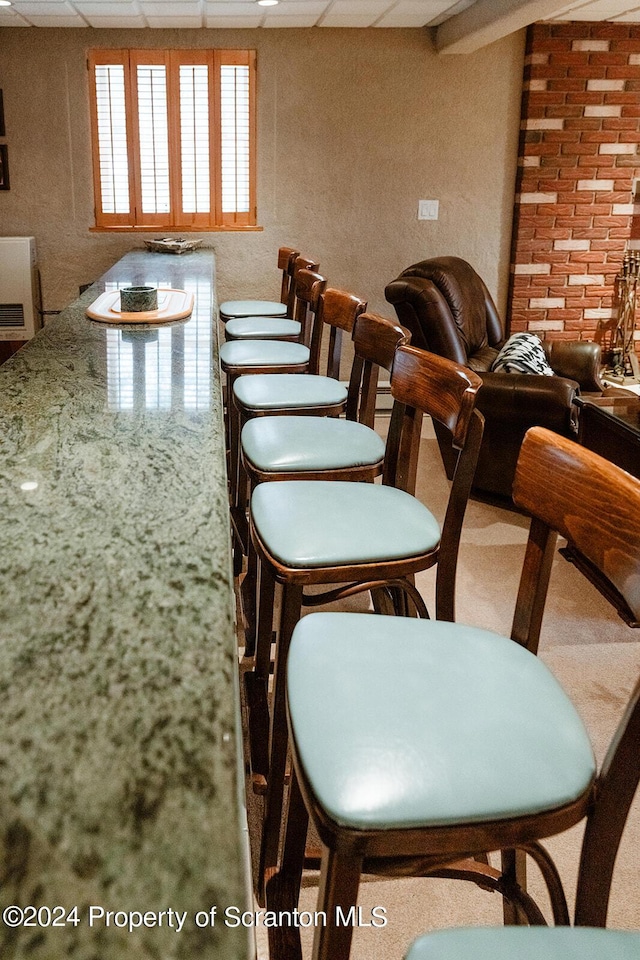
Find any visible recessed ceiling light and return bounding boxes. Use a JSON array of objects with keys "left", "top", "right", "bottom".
[
  {"left": 0, "top": 2, "right": 13, "bottom": 7},
  {"left": 257, "top": 0, "right": 279, "bottom": 6}
]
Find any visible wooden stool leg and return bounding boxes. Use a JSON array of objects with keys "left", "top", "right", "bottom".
[
  {"left": 244, "top": 558, "right": 277, "bottom": 800},
  {"left": 254, "top": 558, "right": 276, "bottom": 680},
  {"left": 501, "top": 848, "right": 528, "bottom": 925},
  {"left": 258, "top": 582, "right": 304, "bottom": 900},
  {"left": 266, "top": 767, "right": 309, "bottom": 960},
  {"left": 312, "top": 847, "right": 362, "bottom": 960},
  {"left": 239, "top": 478, "right": 259, "bottom": 651},
  {"left": 232, "top": 411, "right": 250, "bottom": 554},
  {"left": 240, "top": 539, "right": 259, "bottom": 657},
  {"left": 280, "top": 766, "right": 310, "bottom": 881},
  {"left": 227, "top": 373, "right": 241, "bottom": 505}
]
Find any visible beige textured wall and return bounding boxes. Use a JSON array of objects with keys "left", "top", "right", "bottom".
[{"left": 0, "top": 27, "right": 524, "bottom": 317}]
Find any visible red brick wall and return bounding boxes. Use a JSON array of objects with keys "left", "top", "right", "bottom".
[{"left": 509, "top": 21, "right": 640, "bottom": 351}]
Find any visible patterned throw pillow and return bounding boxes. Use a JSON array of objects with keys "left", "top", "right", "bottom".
[{"left": 491, "top": 332, "right": 555, "bottom": 376}]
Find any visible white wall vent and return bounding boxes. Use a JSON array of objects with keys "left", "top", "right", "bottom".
[{"left": 0, "top": 237, "right": 41, "bottom": 341}]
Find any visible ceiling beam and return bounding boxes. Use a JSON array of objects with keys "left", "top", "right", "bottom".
[{"left": 435, "top": 0, "right": 583, "bottom": 54}]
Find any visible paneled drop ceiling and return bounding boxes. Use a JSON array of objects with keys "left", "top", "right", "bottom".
[{"left": 1, "top": 0, "right": 640, "bottom": 53}]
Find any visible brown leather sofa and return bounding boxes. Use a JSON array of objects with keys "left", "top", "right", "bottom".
[{"left": 385, "top": 256, "right": 603, "bottom": 501}]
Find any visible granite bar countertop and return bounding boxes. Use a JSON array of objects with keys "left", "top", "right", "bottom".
[{"left": 0, "top": 250, "right": 249, "bottom": 959}]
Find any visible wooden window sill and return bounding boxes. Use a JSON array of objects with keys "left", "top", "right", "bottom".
[{"left": 89, "top": 225, "right": 263, "bottom": 233}]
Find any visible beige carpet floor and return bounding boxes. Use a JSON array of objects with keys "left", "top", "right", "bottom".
[{"left": 242, "top": 422, "right": 640, "bottom": 960}]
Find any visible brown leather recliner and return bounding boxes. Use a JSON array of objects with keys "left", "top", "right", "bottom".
[{"left": 385, "top": 256, "right": 603, "bottom": 501}]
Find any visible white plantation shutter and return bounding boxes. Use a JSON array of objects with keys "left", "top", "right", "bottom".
[
  {"left": 179, "top": 65, "right": 211, "bottom": 215},
  {"left": 220, "top": 64, "right": 251, "bottom": 214},
  {"left": 89, "top": 50, "right": 256, "bottom": 229},
  {"left": 94, "top": 63, "right": 130, "bottom": 216},
  {"left": 136, "top": 64, "right": 170, "bottom": 215}
]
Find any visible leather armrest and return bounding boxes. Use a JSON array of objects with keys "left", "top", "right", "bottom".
[
  {"left": 543, "top": 340, "right": 603, "bottom": 392},
  {"left": 477, "top": 371, "right": 580, "bottom": 434}
]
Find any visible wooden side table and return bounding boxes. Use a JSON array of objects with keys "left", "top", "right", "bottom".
[{"left": 575, "top": 394, "right": 640, "bottom": 480}]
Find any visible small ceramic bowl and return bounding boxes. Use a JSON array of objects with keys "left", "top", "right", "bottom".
[{"left": 120, "top": 286, "right": 158, "bottom": 313}]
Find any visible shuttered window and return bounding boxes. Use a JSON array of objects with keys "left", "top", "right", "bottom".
[{"left": 89, "top": 49, "right": 257, "bottom": 231}]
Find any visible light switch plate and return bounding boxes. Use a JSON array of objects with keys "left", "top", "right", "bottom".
[{"left": 418, "top": 199, "right": 439, "bottom": 221}]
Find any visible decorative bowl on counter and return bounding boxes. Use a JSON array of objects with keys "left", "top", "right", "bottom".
[
  {"left": 120, "top": 285, "right": 158, "bottom": 312},
  {"left": 144, "top": 237, "right": 203, "bottom": 255}
]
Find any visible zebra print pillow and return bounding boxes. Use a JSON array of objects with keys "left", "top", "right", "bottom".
[{"left": 491, "top": 333, "right": 555, "bottom": 376}]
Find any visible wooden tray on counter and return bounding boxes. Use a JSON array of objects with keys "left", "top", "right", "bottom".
[{"left": 86, "top": 288, "right": 194, "bottom": 324}]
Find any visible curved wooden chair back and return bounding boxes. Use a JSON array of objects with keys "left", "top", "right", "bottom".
[
  {"left": 381, "top": 345, "right": 484, "bottom": 622},
  {"left": 309, "top": 287, "right": 367, "bottom": 379},
  {"left": 511, "top": 425, "right": 640, "bottom": 928},
  {"left": 290, "top": 267, "right": 326, "bottom": 353},
  {"left": 383, "top": 345, "right": 483, "bottom": 495},
  {"left": 277, "top": 246, "right": 299, "bottom": 309},
  {"left": 346, "top": 311, "right": 410, "bottom": 428}
]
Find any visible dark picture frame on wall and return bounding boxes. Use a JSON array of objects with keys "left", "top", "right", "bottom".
[
  {"left": 0, "top": 145, "right": 9, "bottom": 191},
  {"left": 0, "top": 90, "right": 4, "bottom": 137}
]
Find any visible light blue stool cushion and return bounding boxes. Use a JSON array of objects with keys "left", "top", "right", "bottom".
[
  {"left": 225, "top": 316, "right": 302, "bottom": 339},
  {"left": 241, "top": 416, "right": 385, "bottom": 472},
  {"left": 219, "top": 340, "right": 310, "bottom": 369},
  {"left": 234, "top": 374, "right": 347, "bottom": 411},
  {"left": 405, "top": 927, "right": 640, "bottom": 960},
  {"left": 287, "top": 613, "right": 596, "bottom": 829},
  {"left": 251, "top": 481, "right": 441, "bottom": 566},
  {"left": 220, "top": 299, "right": 287, "bottom": 319}
]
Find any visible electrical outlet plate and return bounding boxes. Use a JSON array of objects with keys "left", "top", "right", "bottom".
[{"left": 418, "top": 199, "right": 439, "bottom": 221}]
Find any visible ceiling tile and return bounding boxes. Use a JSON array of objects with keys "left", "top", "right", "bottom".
[
  {"left": 204, "top": 13, "right": 263, "bottom": 25},
  {"left": 11, "top": 0, "right": 81, "bottom": 12},
  {"left": 549, "top": 0, "right": 640, "bottom": 16},
  {"left": 0, "top": 8, "right": 31, "bottom": 24},
  {"left": 204, "top": 1, "right": 262, "bottom": 15},
  {"left": 262, "top": 14, "right": 322, "bottom": 24},
  {"left": 80, "top": 12, "right": 147, "bottom": 24},
  {"left": 376, "top": 0, "right": 452, "bottom": 26},
  {"left": 3, "top": 0, "right": 639, "bottom": 34},
  {"left": 320, "top": 0, "right": 392, "bottom": 26},
  {"left": 139, "top": 0, "right": 202, "bottom": 13},
  {"left": 74, "top": 1, "right": 141, "bottom": 12},
  {"left": 19, "top": 13, "right": 87, "bottom": 23},
  {"left": 145, "top": 14, "right": 204, "bottom": 24},
  {"left": 264, "top": 0, "right": 329, "bottom": 15}
]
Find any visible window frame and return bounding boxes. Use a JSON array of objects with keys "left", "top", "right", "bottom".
[{"left": 88, "top": 48, "right": 258, "bottom": 232}]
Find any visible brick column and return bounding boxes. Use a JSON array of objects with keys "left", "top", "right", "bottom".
[{"left": 509, "top": 21, "right": 640, "bottom": 354}]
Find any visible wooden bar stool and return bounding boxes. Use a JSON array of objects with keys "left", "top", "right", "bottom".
[
  {"left": 241, "top": 313, "right": 408, "bottom": 485},
  {"left": 220, "top": 269, "right": 327, "bottom": 531},
  {"left": 229, "top": 286, "right": 367, "bottom": 561},
  {"left": 219, "top": 246, "right": 298, "bottom": 321},
  {"left": 266, "top": 427, "right": 640, "bottom": 960},
  {"left": 238, "top": 312, "right": 409, "bottom": 653},
  {"left": 248, "top": 346, "right": 484, "bottom": 900},
  {"left": 224, "top": 254, "right": 319, "bottom": 342}
]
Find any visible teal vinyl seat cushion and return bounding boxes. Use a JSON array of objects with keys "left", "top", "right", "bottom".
[
  {"left": 251, "top": 481, "right": 441, "bottom": 567},
  {"left": 225, "top": 317, "right": 302, "bottom": 339},
  {"left": 233, "top": 374, "right": 348, "bottom": 411},
  {"left": 287, "top": 612, "right": 596, "bottom": 830},
  {"left": 241, "top": 416, "right": 385, "bottom": 472},
  {"left": 219, "top": 340, "right": 310, "bottom": 368},
  {"left": 220, "top": 299, "right": 287, "bottom": 319},
  {"left": 405, "top": 927, "right": 640, "bottom": 960}
]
